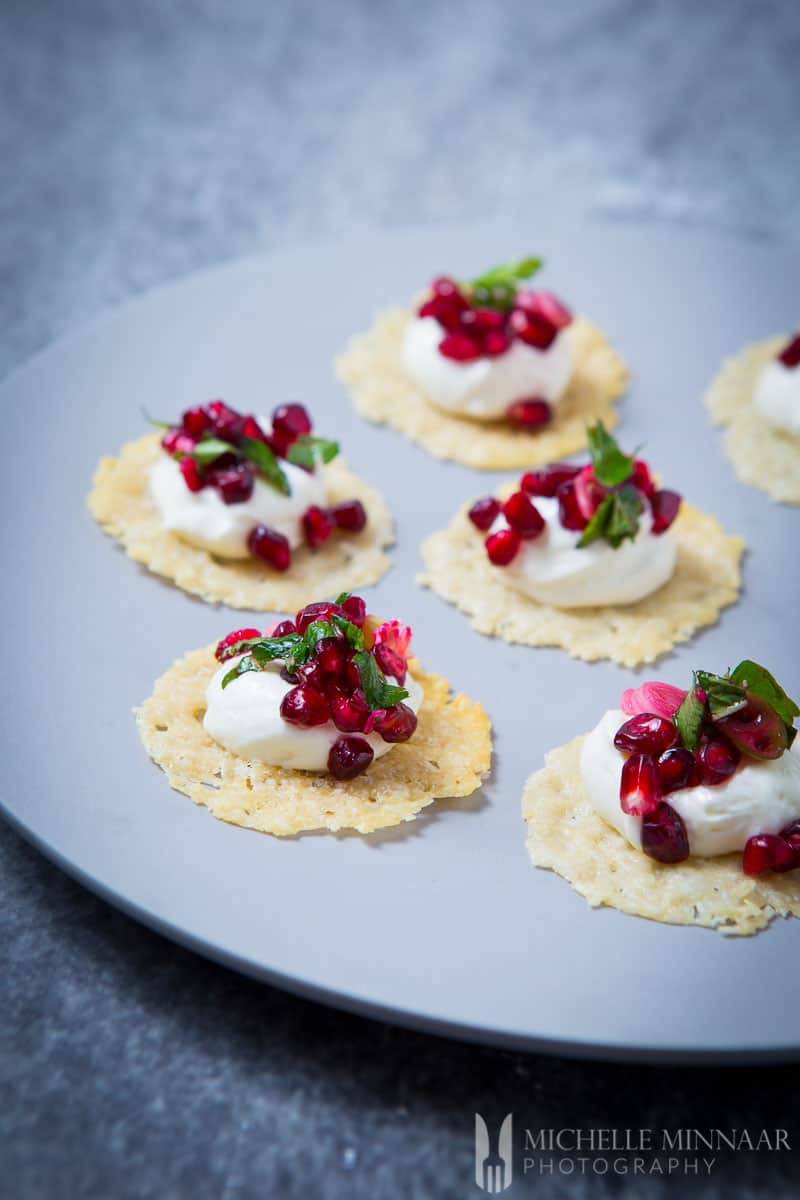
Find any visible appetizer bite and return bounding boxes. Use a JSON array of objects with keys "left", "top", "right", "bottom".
[
  {"left": 89, "top": 400, "right": 393, "bottom": 608},
  {"left": 705, "top": 330, "right": 800, "bottom": 505},
  {"left": 420, "top": 423, "right": 743, "bottom": 667},
  {"left": 523, "top": 660, "right": 800, "bottom": 935},
  {"left": 137, "top": 593, "right": 491, "bottom": 835},
  {"left": 336, "top": 256, "right": 628, "bottom": 469}
]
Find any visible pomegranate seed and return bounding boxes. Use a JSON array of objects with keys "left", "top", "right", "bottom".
[
  {"left": 207, "top": 400, "right": 243, "bottom": 443},
  {"left": 502, "top": 491, "right": 545, "bottom": 539},
  {"left": 341, "top": 595, "right": 366, "bottom": 626},
  {"left": 631, "top": 458, "right": 655, "bottom": 497},
  {"left": 515, "top": 290, "right": 572, "bottom": 330},
  {"left": 180, "top": 457, "right": 205, "bottom": 492},
  {"left": 280, "top": 684, "right": 330, "bottom": 727},
  {"left": 329, "top": 688, "right": 369, "bottom": 733},
  {"left": 574, "top": 465, "right": 607, "bottom": 520},
  {"left": 641, "top": 802, "right": 690, "bottom": 864},
  {"left": 778, "top": 333, "right": 800, "bottom": 369},
  {"left": 650, "top": 489, "right": 682, "bottom": 534},
  {"left": 468, "top": 497, "right": 501, "bottom": 531},
  {"left": 374, "top": 643, "right": 407, "bottom": 684},
  {"left": 483, "top": 330, "right": 511, "bottom": 357},
  {"left": 241, "top": 415, "right": 267, "bottom": 441},
  {"left": 781, "top": 820, "right": 800, "bottom": 852},
  {"left": 432, "top": 276, "right": 461, "bottom": 300},
  {"left": 213, "top": 466, "right": 254, "bottom": 504},
  {"left": 247, "top": 525, "right": 291, "bottom": 571},
  {"left": 214, "top": 627, "right": 262, "bottom": 661},
  {"left": 182, "top": 406, "right": 210, "bottom": 438},
  {"left": 521, "top": 464, "right": 580, "bottom": 497},
  {"left": 557, "top": 479, "right": 589, "bottom": 530},
  {"left": 715, "top": 691, "right": 788, "bottom": 760},
  {"left": 373, "top": 703, "right": 418, "bottom": 743},
  {"left": 330, "top": 500, "right": 367, "bottom": 533},
  {"left": 439, "top": 332, "right": 482, "bottom": 362},
  {"left": 620, "top": 753, "right": 661, "bottom": 817},
  {"left": 271, "top": 619, "right": 296, "bottom": 637},
  {"left": 327, "top": 736, "right": 374, "bottom": 780},
  {"left": 473, "top": 308, "right": 506, "bottom": 331},
  {"left": 344, "top": 660, "right": 362, "bottom": 691},
  {"left": 315, "top": 637, "right": 346, "bottom": 678},
  {"left": 743, "top": 833, "right": 795, "bottom": 876},
  {"left": 419, "top": 292, "right": 467, "bottom": 330},
  {"left": 295, "top": 601, "right": 340, "bottom": 634},
  {"left": 296, "top": 657, "right": 327, "bottom": 692},
  {"left": 614, "top": 713, "right": 678, "bottom": 757},
  {"left": 697, "top": 738, "right": 740, "bottom": 786},
  {"left": 506, "top": 399, "right": 552, "bottom": 429},
  {"left": 162, "top": 429, "right": 196, "bottom": 456},
  {"left": 485, "top": 528, "right": 521, "bottom": 566},
  {"left": 272, "top": 404, "right": 312, "bottom": 441},
  {"left": 303, "top": 505, "right": 333, "bottom": 549},
  {"left": 508, "top": 309, "right": 557, "bottom": 349},
  {"left": 656, "top": 746, "right": 696, "bottom": 793}
]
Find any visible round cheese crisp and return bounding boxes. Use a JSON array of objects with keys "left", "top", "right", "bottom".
[
  {"left": 88, "top": 434, "right": 394, "bottom": 609},
  {"left": 419, "top": 489, "right": 744, "bottom": 668},
  {"left": 522, "top": 735, "right": 800, "bottom": 936},
  {"left": 704, "top": 335, "right": 800, "bottom": 505},
  {"left": 136, "top": 645, "right": 492, "bottom": 836},
  {"left": 336, "top": 308, "right": 629, "bottom": 470}
]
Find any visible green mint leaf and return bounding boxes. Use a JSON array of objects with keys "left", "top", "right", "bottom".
[
  {"left": 286, "top": 435, "right": 339, "bottom": 470},
  {"left": 674, "top": 687, "right": 706, "bottom": 751},
  {"left": 576, "top": 494, "right": 614, "bottom": 548},
  {"left": 465, "top": 256, "right": 543, "bottom": 310},
  {"left": 577, "top": 487, "right": 642, "bottom": 550},
  {"left": 191, "top": 437, "right": 237, "bottom": 463},
  {"left": 730, "top": 659, "right": 799, "bottom": 748},
  {"left": 240, "top": 436, "right": 291, "bottom": 496},
  {"left": 353, "top": 649, "right": 409, "bottom": 711},
  {"left": 694, "top": 670, "right": 748, "bottom": 720},
  {"left": 586, "top": 421, "right": 635, "bottom": 488},
  {"left": 142, "top": 407, "right": 170, "bottom": 430},
  {"left": 221, "top": 655, "right": 261, "bottom": 690},
  {"left": 330, "top": 613, "right": 365, "bottom": 651}
]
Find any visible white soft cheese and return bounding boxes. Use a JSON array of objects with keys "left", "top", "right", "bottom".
[
  {"left": 494, "top": 496, "right": 676, "bottom": 608},
  {"left": 203, "top": 658, "right": 424, "bottom": 770},
  {"left": 581, "top": 708, "right": 800, "bottom": 857},
  {"left": 402, "top": 315, "right": 572, "bottom": 420},
  {"left": 754, "top": 360, "right": 800, "bottom": 436},
  {"left": 149, "top": 446, "right": 327, "bottom": 559}
]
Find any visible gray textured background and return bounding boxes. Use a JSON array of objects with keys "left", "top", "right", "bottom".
[{"left": 2, "top": 1, "right": 799, "bottom": 1197}]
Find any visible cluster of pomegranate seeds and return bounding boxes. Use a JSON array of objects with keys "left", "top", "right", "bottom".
[
  {"left": 743, "top": 821, "right": 800, "bottom": 876},
  {"left": 300, "top": 498, "right": 367, "bottom": 550},
  {"left": 778, "top": 333, "right": 800, "bottom": 369}
]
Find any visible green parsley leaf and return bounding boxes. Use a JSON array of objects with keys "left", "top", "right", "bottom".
[
  {"left": 330, "top": 613, "right": 365, "bottom": 651},
  {"left": 586, "top": 421, "right": 635, "bottom": 488},
  {"left": 239, "top": 436, "right": 291, "bottom": 496},
  {"left": 221, "top": 655, "right": 262, "bottom": 690},
  {"left": 730, "top": 660, "right": 800, "bottom": 748},
  {"left": 286, "top": 435, "right": 339, "bottom": 470},
  {"left": 353, "top": 650, "right": 409, "bottom": 711},
  {"left": 577, "top": 486, "right": 642, "bottom": 550},
  {"left": 674, "top": 687, "right": 706, "bottom": 751}
]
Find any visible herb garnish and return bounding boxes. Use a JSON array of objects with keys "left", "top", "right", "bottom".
[
  {"left": 463, "top": 256, "right": 543, "bottom": 310},
  {"left": 576, "top": 422, "right": 644, "bottom": 550},
  {"left": 674, "top": 661, "right": 799, "bottom": 752},
  {"left": 286, "top": 435, "right": 340, "bottom": 470}
]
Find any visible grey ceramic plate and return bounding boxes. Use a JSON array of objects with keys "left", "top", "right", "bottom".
[{"left": 1, "top": 220, "right": 798, "bottom": 1062}]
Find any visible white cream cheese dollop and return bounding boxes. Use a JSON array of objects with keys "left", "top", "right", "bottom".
[
  {"left": 581, "top": 709, "right": 800, "bottom": 857},
  {"left": 402, "top": 316, "right": 572, "bottom": 421},
  {"left": 149, "top": 435, "right": 327, "bottom": 559},
  {"left": 493, "top": 496, "right": 676, "bottom": 608},
  {"left": 754, "top": 359, "right": 800, "bottom": 436},
  {"left": 203, "top": 658, "right": 424, "bottom": 770}
]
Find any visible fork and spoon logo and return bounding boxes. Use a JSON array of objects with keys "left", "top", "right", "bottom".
[{"left": 475, "top": 1113, "right": 513, "bottom": 1193}]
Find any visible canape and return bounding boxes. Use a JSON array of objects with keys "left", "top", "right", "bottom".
[
  {"left": 136, "top": 594, "right": 491, "bottom": 836},
  {"left": 89, "top": 401, "right": 393, "bottom": 608},
  {"left": 336, "top": 256, "right": 628, "bottom": 469}
]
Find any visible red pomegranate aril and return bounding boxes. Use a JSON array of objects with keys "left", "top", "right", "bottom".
[
  {"left": 473, "top": 308, "right": 506, "bottom": 331},
  {"left": 162, "top": 429, "right": 197, "bottom": 456},
  {"left": 641, "top": 802, "right": 690, "bottom": 864},
  {"left": 328, "top": 736, "right": 374, "bottom": 780},
  {"left": 502, "top": 491, "right": 545, "bottom": 539},
  {"left": 508, "top": 309, "right": 557, "bottom": 350},
  {"left": 515, "top": 290, "right": 572, "bottom": 330},
  {"left": 743, "top": 833, "right": 795, "bottom": 876},
  {"left": 241, "top": 415, "right": 267, "bottom": 442},
  {"left": 574, "top": 465, "right": 607, "bottom": 521},
  {"left": 715, "top": 691, "right": 788, "bottom": 760},
  {"left": 214, "top": 627, "right": 262, "bottom": 661},
  {"left": 468, "top": 497, "right": 501, "bottom": 531},
  {"left": 207, "top": 400, "right": 243, "bottom": 443},
  {"left": 483, "top": 330, "right": 511, "bottom": 357},
  {"left": 214, "top": 466, "right": 254, "bottom": 504},
  {"left": 631, "top": 458, "right": 655, "bottom": 497},
  {"left": 374, "top": 643, "right": 407, "bottom": 684},
  {"left": 344, "top": 660, "right": 362, "bottom": 691},
  {"left": 656, "top": 746, "right": 696, "bottom": 793},
  {"left": 557, "top": 479, "right": 589, "bottom": 531},
  {"left": 650, "top": 489, "right": 682, "bottom": 534},
  {"left": 778, "top": 333, "right": 800, "bottom": 369},
  {"left": 485, "top": 528, "right": 522, "bottom": 566},
  {"left": 521, "top": 463, "right": 580, "bottom": 497},
  {"left": 295, "top": 601, "right": 339, "bottom": 634},
  {"left": 781, "top": 820, "right": 800, "bottom": 852},
  {"left": 296, "top": 657, "right": 327, "bottom": 692},
  {"left": 373, "top": 703, "right": 418, "bottom": 743},
  {"left": 315, "top": 637, "right": 346, "bottom": 678},
  {"left": 280, "top": 684, "right": 330, "bottom": 727},
  {"left": 180, "top": 457, "right": 205, "bottom": 492},
  {"left": 247, "top": 525, "right": 291, "bottom": 571},
  {"left": 506, "top": 398, "right": 552, "bottom": 430},
  {"left": 439, "top": 332, "right": 482, "bottom": 362},
  {"left": 329, "top": 688, "right": 369, "bottom": 733},
  {"left": 614, "top": 713, "right": 678, "bottom": 757},
  {"left": 432, "top": 275, "right": 460, "bottom": 300},
  {"left": 341, "top": 594, "right": 366, "bottom": 626},
  {"left": 303, "top": 505, "right": 333, "bottom": 549},
  {"left": 271, "top": 619, "right": 296, "bottom": 637},
  {"left": 330, "top": 500, "right": 367, "bottom": 533},
  {"left": 620, "top": 753, "right": 661, "bottom": 817},
  {"left": 697, "top": 738, "right": 740, "bottom": 786},
  {"left": 272, "top": 403, "right": 312, "bottom": 441},
  {"left": 181, "top": 406, "right": 210, "bottom": 438}
]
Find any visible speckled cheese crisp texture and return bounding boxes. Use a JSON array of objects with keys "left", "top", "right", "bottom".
[
  {"left": 136, "top": 645, "right": 492, "bottom": 836},
  {"left": 419, "top": 488, "right": 744, "bottom": 668},
  {"left": 705, "top": 334, "right": 800, "bottom": 505},
  {"left": 88, "top": 434, "right": 394, "bottom": 609},
  {"left": 335, "top": 308, "right": 629, "bottom": 469},
  {"left": 522, "top": 735, "right": 800, "bottom": 936}
]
